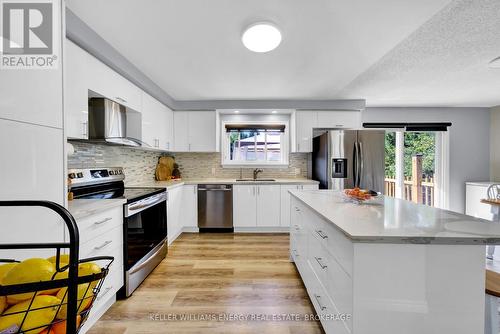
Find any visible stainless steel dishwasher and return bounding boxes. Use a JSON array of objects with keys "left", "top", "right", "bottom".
[{"left": 198, "top": 184, "right": 233, "bottom": 232}]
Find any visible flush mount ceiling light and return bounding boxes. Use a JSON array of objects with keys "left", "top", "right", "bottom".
[
  {"left": 242, "top": 23, "right": 282, "bottom": 53},
  {"left": 489, "top": 57, "right": 500, "bottom": 68}
]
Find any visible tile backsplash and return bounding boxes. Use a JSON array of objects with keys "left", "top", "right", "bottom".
[
  {"left": 68, "top": 142, "right": 165, "bottom": 185},
  {"left": 68, "top": 142, "right": 310, "bottom": 184},
  {"left": 173, "top": 152, "right": 310, "bottom": 179}
]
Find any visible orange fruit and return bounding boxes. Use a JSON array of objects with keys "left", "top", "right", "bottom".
[{"left": 51, "top": 315, "right": 81, "bottom": 334}]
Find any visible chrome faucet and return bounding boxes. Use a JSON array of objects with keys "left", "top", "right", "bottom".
[{"left": 253, "top": 169, "right": 263, "bottom": 180}]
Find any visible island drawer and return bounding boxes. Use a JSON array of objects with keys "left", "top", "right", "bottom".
[
  {"left": 308, "top": 232, "right": 353, "bottom": 331},
  {"left": 80, "top": 225, "right": 123, "bottom": 259},
  {"left": 309, "top": 212, "right": 353, "bottom": 277},
  {"left": 307, "top": 264, "right": 350, "bottom": 334}
]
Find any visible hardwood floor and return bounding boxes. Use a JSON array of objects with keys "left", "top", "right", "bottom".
[{"left": 88, "top": 233, "right": 324, "bottom": 334}]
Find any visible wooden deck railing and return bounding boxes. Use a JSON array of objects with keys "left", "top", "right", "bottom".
[{"left": 384, "top": 155, "right": 435, "bottom": 206}]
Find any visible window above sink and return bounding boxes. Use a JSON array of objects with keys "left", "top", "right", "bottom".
[{"left": 221, "top": 121, "right": 290, "bottom": 167}]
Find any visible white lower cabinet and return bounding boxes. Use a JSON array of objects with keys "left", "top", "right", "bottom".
[
  {"left": 233, "top": 185, "right": 281, "bottom": 227},
  {"left": 77, "top": 206, "right": 124, "bottom": 334},
  {"left": 280, "top": 184, "right": 319, "bottom": 226},
  {"left": 182, "top": 185, "right": 198, "bottom": 229},
  {"left": 167, "top": 186, "right": 183, "bottom": 244},
  {"left": 233, "top": 185, "right": 258, "bottom": 227}
]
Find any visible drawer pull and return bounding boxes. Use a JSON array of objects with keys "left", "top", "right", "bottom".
[
  {"left": 94, "top": 240, "right": 112, "bottom": 250},
  {"left": 94, "top": 217, "right": 113, "bottom": 226},
  {"left": 294, "top": 207, "right": 300, "bottom": 212},
  {"left": 96, "top": 286, "right": 113, "bottom": 302},
  {"left": 315, "top": 257, "right": 327, "bottom": 269},
  {"left": 316, "top": 230, "right": 328, "bottom": 239},
  {"left": 314, "top": 294, "right": 327, "bottom": 311},
  {"left": 294, "top": 225, "right": 300, "bottom": 231}
]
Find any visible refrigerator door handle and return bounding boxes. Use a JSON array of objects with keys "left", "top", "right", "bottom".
[
  {"left": 352, "top": 142, "right": 358, "bottom": 188},
  {"left": 358, "top": 141, "right": 364, "bottom": 187}
]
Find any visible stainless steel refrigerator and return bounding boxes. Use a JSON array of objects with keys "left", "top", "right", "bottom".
[{"left": 312, "top": 130, "right": 385, "bottom": 192}]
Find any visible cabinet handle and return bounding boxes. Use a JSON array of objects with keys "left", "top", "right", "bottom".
[
  {"left": 314, "top": 294, "right": 327, "bottom": 311},
  {"left": 82, "top": 121, "right": 88, "bottom": 137},
  {"left": 257, "top": 186, "right": 260, "bottom": 196},
  {"left": 253, "top": 187, "right": 255, "bottom": 196},
  {"left": 115, "top": 97, "right": 127, "bottom": 103},
  {"left": 94, "top": 240, "right": 112, "bottom": 250},
  {"left": 96, "top": 286, "right": 113, "bottom": 302},
  {"left": 93, "top": 217, "right": 112, "bottom": 226},
  {"left": 294, "top": 207, "right": 300, "bottom": 212},
  {"left": 297, "top": 143, "right": 300, "bottom": 151},
  {"left": 294, "top": 225, "right": 300, "bottom": 231},
  {"left": 316, "top": 230, "right": 328, "bottom": 239},
  {"left": 315, "top": 257, "right": 328, "bottom": 269}
]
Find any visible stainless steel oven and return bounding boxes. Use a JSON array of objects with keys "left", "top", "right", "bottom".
[
  {"left": 123, "top": 191, "right": 167, "bottom": 297},
  {"left": 68, "top": 167, "right": 168, "bottom": 298}
]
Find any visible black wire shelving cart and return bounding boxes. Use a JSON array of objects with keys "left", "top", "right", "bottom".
[{"left": 0, "top": 201, "right": 114, "bottom": 334}]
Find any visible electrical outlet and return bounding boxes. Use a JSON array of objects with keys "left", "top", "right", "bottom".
[
  {"left": 295, "top": 168, "right": 301, "bottom": 175},
  {"left": 211, "top": 167, "right": 216, "bottom": 176}
]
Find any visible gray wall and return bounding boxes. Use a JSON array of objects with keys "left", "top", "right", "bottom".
[{"left": 363, "top": 107, "right": 491, "bottom": 214}]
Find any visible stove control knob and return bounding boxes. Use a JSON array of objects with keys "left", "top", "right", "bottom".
[
  {"left": 77, "top": 172, "right": 83, "bottom": 178},
  {"left": 119, "top": 170, "right": 123, "bottom": 174},
  {"left": 68, "top": 173, "right": 76, "bottom": 179},
  {"left": 109, "top": 171, "right": 114, "bottom": 175}
]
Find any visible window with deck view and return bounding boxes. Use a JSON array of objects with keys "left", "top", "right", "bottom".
[{"left": 223, "top": 124, "right": 289, "bottom": 166}]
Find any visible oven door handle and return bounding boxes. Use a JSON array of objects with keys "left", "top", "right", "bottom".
[
  {"left": 125, "top": 193, "right": 166, "bottom": 217},
  {"left": 128, "top": 242, "right": 166, "bottom": 275}
]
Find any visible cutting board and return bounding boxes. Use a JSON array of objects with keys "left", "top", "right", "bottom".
[{"left": 155, "top": 156, "right": 175, "bottom": 181}]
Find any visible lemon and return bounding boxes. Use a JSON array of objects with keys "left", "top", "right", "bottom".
[
  {"left": 0, "top": 296, "right": 6, "bottom": 314},
  {"left": 0, "top": 263, "right": 17, "bottom": 283},
  {"left": 55, "top": 283, "right": 93, "bottom": 319},
  {"left": 78, "top": 262, "right": 101, "bottom": 276},
  {"left": 46, "top": 255, "right": 70, "bottom": 268},
  {"left": 0, "top": 295, "right": 61, "bottom": 334},
  {"left": 42, "top": 270, "right": 70, "bottom": 296},
  {"left": 2, "top": 258, "right": 56, "bottom": 304}
]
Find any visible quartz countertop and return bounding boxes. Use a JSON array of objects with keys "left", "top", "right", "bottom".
[
  {"left": 67, "top": 198, "right": 126, "bottom": 220},
  {"left": 128, "top": 178, "right": 319, "bottom": 189},
  {"left": 466, "top": 181, "right": 500, "bottom": 187},
  {"left": 290, "top": 190, "right": 500, "bottom": 245}
]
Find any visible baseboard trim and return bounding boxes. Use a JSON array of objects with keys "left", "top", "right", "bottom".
[{"left": 233, "top": 227, "right": 290, "bottom": 233}]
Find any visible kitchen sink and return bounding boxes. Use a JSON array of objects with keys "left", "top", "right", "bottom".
[{"left": 236, "top": 179, "right": 276, "bottom": 182}]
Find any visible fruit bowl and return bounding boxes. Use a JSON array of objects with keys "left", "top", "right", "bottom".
[
  {"left": 343, "top": 188, "right": 373, "bottom": 204},
  {"left": 0, "top": 256, "right": 113, "bottom": 334}
]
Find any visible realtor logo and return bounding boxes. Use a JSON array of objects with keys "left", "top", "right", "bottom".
[{"left": 1, "top": 0, "right": 58, "bottom": 69}]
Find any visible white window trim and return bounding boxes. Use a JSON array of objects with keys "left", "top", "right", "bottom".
[{"left": 221, "top": 120, "right": 290, "bottom": 168}]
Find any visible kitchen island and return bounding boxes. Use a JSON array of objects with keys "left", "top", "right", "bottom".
[{"left": 289, "top": 190, "right": 500, "bottom": 334}]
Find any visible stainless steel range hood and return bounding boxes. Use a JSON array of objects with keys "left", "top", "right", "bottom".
[{"left": 88, "top": 98, "right": 143, "bottom": 147}]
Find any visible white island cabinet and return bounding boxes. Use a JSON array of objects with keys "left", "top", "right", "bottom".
[{"left": 290, "top": 190, "right": 500, "bottom": 334}]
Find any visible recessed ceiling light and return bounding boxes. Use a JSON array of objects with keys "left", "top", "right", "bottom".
[
  {"left": 234, "top": 110, "right": 240, "bottom": 113},
  {"left": 489, "top": 57, "right": 500, "bottom": 68},
  {"left": 272, "top": 110, "right": 277, "bottom": 114},
  {"left": 242, "top": 23, "right": 282, "bottom": 53}
]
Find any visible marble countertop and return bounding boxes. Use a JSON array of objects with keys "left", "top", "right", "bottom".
[
  {"left": 290, "top": 190, "right": 500, "bottom": 245},
  {"left": 67, "top": 198, "right": 126, "bottom": 220},
  {"left": 128, "top": 178, "right": 319, "bottom": 189}
]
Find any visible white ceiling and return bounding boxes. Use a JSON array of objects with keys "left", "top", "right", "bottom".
[
  {"left": 66, "top": 0, "right": 450, "bottom": 103},
  {"left": 66, "top": 0, "right": 500, "bottom": 108},
  {"left": 338, "top": 0, "right": 500, "bottom": 108}
]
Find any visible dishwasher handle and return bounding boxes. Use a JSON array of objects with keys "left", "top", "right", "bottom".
[{"left": 198, "top": 188, "right": 232, "bottom": 192}]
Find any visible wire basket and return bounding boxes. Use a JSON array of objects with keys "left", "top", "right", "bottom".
[{"left": 0, "top": 201, "right": 115, "bottom": 334}]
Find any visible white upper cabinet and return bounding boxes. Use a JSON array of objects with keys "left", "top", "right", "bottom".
[
  {"left": 141, "top": 92, "right": 174, "bottom": 150},
  {"left": 65, "top": 40, "right": 90, "bottom": 139},
  {"left": 293, "top": 111, "right": 318, "bottom": 153},
  {"left": 65, "top": 39, "right": 143, "bottom": 139},
  {"left": 316, "top": 111, "right": 361, "bottom": 129},
  {"left": 292, "top": 110, "right": 362, "bottom": 153},
  {"left": 173, "top": 111, "right": 217, "bottom": 152}
]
